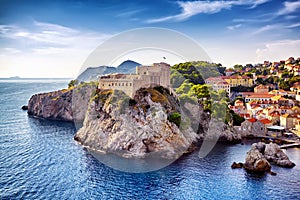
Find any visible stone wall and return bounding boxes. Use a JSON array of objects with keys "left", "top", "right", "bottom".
[{"left": 98, "top": 62, "right": 171, "bottom": 98}]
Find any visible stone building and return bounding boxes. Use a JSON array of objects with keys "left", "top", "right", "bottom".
[
  {"left": 205, "top": 77, "right": 231, "bottom": 96},
  {"left": 98, "top": 62, "right": 171, "bottom": 98},
  {"left": 280, "top": 114, "right": 295, "bottom": 129}
]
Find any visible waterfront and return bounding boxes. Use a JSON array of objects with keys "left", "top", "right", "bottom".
[{"left": 1, "top": 81, "right": 300, "bottom": 199}]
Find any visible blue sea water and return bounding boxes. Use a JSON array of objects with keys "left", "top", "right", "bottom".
[{"left": 0, "top": 80, "right": 300, "bottom": 199}]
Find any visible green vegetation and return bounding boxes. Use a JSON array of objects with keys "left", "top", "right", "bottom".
[
  {"left": 230, "top": 111, "right": 245, "bottom": 126},
  {"left": 68, "top": 79, "right": 78, "bottom": 88},
  {"left": 92, "top": 89, "right": 113, "bottom": 104},
  {"left": 167, "top": 112, "right": 181, "bottom": 127},
  {"left": 171, "top": 61, "right": 224, "bottom": 88}
]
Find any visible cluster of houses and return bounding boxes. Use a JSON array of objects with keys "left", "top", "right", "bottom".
[
  {"left": 205, "top": 57, "right": 300, "bottom": 138},
  {"left": 230, "top": 84, "right": 300, "bottom": 137},
  {"left": 205, "top": 75, "right": 254, "bottom": 96}
]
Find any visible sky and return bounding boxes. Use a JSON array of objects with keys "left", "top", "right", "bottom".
[{"left": 0, "top": 0, "right": 300, "bottom": 78}]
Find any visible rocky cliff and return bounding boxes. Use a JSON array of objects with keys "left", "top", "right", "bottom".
[
  {"left": 74, "top": 87, "right": 198, "bottom": 159},
  {"left": 28, "top": 89, "right": 73, "bottom": 121},
  {"left": 27, "top": 83, "right": 97, "bottom": 125}
]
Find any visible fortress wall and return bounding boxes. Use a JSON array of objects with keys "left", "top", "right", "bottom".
[
  {"left": 98, "top": 79, "right": 135, "bottom": 97},
  {"left": 98, "top": 62, "right": 171, "bottom": 98}
]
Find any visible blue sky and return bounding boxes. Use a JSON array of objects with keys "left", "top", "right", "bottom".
[{"left": 1, "top": 0, "right": 300, "bottom": 77}]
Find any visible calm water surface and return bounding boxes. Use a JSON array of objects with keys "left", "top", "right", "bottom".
[{"left": 0, "top": 80, "right": 299, "bottom": 199}]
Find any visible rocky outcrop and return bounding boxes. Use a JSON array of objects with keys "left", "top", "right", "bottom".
[
  {"left": 21, "top": 105, "right": 28, "bottom": 110},
  {"left": 199, "top": 119, "right": 242, "bottom": 144},
  {"left": 233, "top": 142, "right": 295, "bottom": 174},
  {"left": 244, "top": 143, "right": 271, "bottom": 173},
  {"left": 27, "top": 83, "right": 97, "bottom": 124},
  {"left": 74, "top": 87, "right": 198, "bottom": 159},
  {"left": 264, "top": 142, "right": 296, "bottom": 168},
  {"left": 27, "top": 89, "right": 73, "bottom": 121}
]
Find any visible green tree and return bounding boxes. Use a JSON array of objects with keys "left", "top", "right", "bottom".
[
  {"left": 176, "top": 81, "right": 194, "bottom": 94},
  {"left": 68, "top": 79, "right": 78, "bottom": 88}
]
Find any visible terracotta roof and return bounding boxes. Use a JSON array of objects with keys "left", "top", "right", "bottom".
[
  {"left": 259, "top": 118, "right": 272, "bottom": 124},
  {"left": 247, "top": 118, "right": 257, "bottom": 123},
  {"left": 269, "top": 111, "right": 280, "bottom": 117},
  {"left": 240, "top": 113, "right": 250, "bottom": 118},
  {"left": 246, "top": 94, "right": 274, "bottom": 98},
  {"left": 221, "top": 75, "right": 251, "bottom": 79},
  {"left": 206, "top": 77, "right": 222, "bottom": 81}
]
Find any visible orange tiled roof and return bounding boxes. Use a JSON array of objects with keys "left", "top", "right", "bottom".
[
  {"left": 259, "top": 118, "right": 272, "bottom": 124},
  {"left": 247, "top": 118, "right": 257, "bottom": 123},
  {"left": 246, "top": 94, "right": 274, "bottom": 98}
]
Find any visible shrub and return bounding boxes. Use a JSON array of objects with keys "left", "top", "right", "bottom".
[{"left": 168, "top": 112, "right": 181, "bottom": 127}]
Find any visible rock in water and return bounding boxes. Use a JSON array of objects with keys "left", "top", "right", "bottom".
[
  {"left": 74, "top": 87, "right": 198, "bottom": 159},
  {"left": 264, "top": 142, "right": 296, "bottom": 168},
  {"left": 244, "top": 145, "right": 271, "bottom": 173},
  {"left": 231, "top": 162, "right": 244, "bottom": 169},
  {"left": 239, "top": 142, "right": 295, "bottom": 174},
  {"left": 21, "top": 105, "right": 28, "bottom": 110}
]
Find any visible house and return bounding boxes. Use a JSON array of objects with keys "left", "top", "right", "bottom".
[
  {"left": 240, "top": 118, "right": 257, "bottom": 136},
  {"left": 240, "top": 118, "right": 272, "bottom": 136},
  {"left": 234, "top": 99, "right": 244, "bottom": 106},
  {"left": 259, "top": 118, "right": 273, "bottom": 131},
  {"left": 267, "top": 111, "right": 280, "bottom": 124},
  {"left": 225, "top": 68, "right": 235, "bottom": 76},
  {"left": 280, "top": 114, "right": 295, "bottom": 129},
  {"left": 221, "top": 75, "right": 254, "bottom": 87},
  {"left": 205, "top": 77, "right": 231, "bottom": 96},
  {"left": 254, "top": 85, "right": 269, "bottom": 93},
  {"left": 245, "top": 93, "right": 274, "bottom": 102}
]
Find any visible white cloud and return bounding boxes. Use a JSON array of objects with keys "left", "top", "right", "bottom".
[
  {"left": 278, "top": 1, "right": 300, "bottom": 16},
  {"left": 287, "top": 22, "right": 300, "bottom": 28},
  {"left": 251, "top": 24, "right": 281, "bottom": 35},
  {"left": 256, "top": 40, "right": 300, "bottom": 62},
  {"left": 147, "top": 0, "right": 270, "bottom": 23},
  {"left": 249, "top": 0, "right": 270, "bottom": 8},
  {"left": 0, "top": 21, "right": 112, "bottom": 78},
  {"left": 227, "top": 23, "right": 242, "bottom": 30}
]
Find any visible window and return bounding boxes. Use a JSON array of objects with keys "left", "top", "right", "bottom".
[
  {"left": 126, "top": 83, "right": 128, "bottom": 86},
  {"left": 144, "top": 72, "right": 146, "bottom": 75},
  {"left": 122, "top": 83, "right": 124, "bottom": 86},
  {"left": 111, "top": 83, "right": 114, "bottom": 86},
  {"left": 130, "top": 83, "right": 132, "bottom": 86}
]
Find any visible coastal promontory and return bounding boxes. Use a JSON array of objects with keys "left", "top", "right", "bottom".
[{"left": 74, "top": 86, "right": 198, "bottom": 159}]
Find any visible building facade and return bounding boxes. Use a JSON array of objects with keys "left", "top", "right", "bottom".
[
  {"left": 98, "top": 62, "right": 171, "bottom": 98},
  {"left": 205, "top": 77, "right": 231, "bottom": 95}
]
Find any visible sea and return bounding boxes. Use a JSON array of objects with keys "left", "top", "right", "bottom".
[{"left": 0, "top": 79, "right": 299, "bottom": 199}]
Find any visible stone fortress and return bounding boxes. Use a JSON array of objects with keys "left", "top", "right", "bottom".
[{"left": 98, "top": 62, "right": 171, "bottom": 98}]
